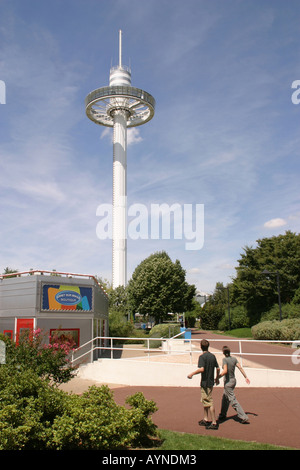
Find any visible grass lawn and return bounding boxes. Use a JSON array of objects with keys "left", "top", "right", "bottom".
[
  {"left": 156, "top": 429, "right": 294, "bottom": 450},
  {"left": 212, "top": 327, "right": 253, "bottom": 338}
]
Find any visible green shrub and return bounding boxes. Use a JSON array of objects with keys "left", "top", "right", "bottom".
[
  {"left": 251, "top": 319, "right": 300, "bottom": 341},
  {"left": 292, "top": 286, "right": 300, "bottom": 304},
  {"left": 108, "top": 309, "right": 135, "bottom": 339},
  {"left": 126, "top": 392, "right": 158, "bottom": 446},
  {"left": 185, "top": 301, "right": 201, "bottom": 328},
  {"left": 51, "top": 386, "right": 131, "bottom": 450},
  {"left": 0, "top": 366, "right": 67, "bottom": 450},
  {"left": 148, "top": 323, "right": 180, "bottom": 348},
  {"left": 260, "top": 303, "right": 300, "bottom": 322},
  {"left": 200, "top": 303, "right": 224, "bottom": 330},
  {"left": 0, "top": 368, "right": 158, "bottom": 450},
  {"left": 218, "top": 305, "right": 250, "bottom": 331},
  {"left": 49, "top": 386, "right": 158, "bottom": 450},
  {"left": 1, "top": 328, "right": 76, "bottom": 385}
]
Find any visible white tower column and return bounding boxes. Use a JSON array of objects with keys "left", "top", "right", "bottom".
[
  {"left": 85, "top": 30, "right": 155, "bottom": 289},
  {"left": 112, "top": 110, "right": 128, "bottom": 288}
]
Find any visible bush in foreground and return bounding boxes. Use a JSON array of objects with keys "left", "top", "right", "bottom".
[
  {"left": 0, "top": 367, "right": 67, "bottom": 450},
  {"left": 51, "top": 387, "right": 158, "bottom": 450},
  {"left": 0, "top": 367, "right": 158, "bottom": 450}
]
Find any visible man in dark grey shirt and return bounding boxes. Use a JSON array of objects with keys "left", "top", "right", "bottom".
[{"left": 188, "top": 339, "right": 220, "bottom": 430}]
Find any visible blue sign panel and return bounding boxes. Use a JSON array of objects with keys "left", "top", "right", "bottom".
[{"left": 42, "top": 284, "right": 93, "bottom": 311}]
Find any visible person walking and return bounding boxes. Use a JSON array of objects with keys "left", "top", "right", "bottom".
[
  {"left": 218, "top": 345, "right": 250, "bottom": 424},
  {"left": 187, "top": 339, "right": 220, "bottom": 430}
]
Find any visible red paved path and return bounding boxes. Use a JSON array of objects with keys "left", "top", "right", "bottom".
[
  {"left": 113, "top": 386, "right": 300, "bottom": 449},
  {"left": 63, "top": 330, "right": 300, "bottom": 449},
  {"left": 112, "top": 331, "right": 300, "bottom": 449}
]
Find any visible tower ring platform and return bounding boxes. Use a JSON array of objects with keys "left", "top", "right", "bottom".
[{"left": 85, "top": 85, "right": 155, "bottom": 128}]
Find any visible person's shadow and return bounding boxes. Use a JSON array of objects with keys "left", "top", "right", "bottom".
[{"left": 218, "top": 412, "right": 258, "bottom": 424}]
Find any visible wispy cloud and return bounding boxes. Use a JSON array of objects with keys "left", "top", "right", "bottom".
[
  {"left": 0, "top": 15, "right": 100, "bottom": 273},
  {"left": 101, "top": 127, "right": 143, "bottom": 146},
  {"left": 0, "top": 0, "right": 299, "bottom": 291},
  {"left": 264, "top": 218, "right": 287, "bottom": 229}
]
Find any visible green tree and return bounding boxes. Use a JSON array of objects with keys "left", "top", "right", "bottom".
[
  {"left": 2, "top": 267, "right": 19, "bottom": 277},
  {"left": 109, "top": 285, "right": 129, "bottom": 315},
  {"left": 108, "top": 285, "right": 135, "bottom": 337},
  {"left": 292, "top": 286, "right": 300, "bottom": 304},
  {"left": 232, "top": 231, "right": 300, "bottom": 323},
  {"left": 199, "top": 282, "right": 227, "bottom": 330},
  {"left": 127, "top": 251, "right": 196, "bottom": 324},
  {"left": 185, "top": 299, "right": 202, "bottom": 328}
]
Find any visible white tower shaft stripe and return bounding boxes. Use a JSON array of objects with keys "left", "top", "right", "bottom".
[{"left": 112, "top": 110, "right": 127, "bottom": 288}]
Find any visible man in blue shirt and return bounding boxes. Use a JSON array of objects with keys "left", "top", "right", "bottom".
[{"left": 188, "top": 339, "right": 220, "bottom": 430}]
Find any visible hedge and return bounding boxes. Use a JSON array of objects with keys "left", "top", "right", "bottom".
[{"left": 251, "top": 319, "right": 300, "bottom": 341}]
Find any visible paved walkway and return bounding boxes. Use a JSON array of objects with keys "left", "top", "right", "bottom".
[
  {"left": 60, "top": 379, "right": 300, "bottom": 449},
  {"left": 60, "top": 330, "right": 300, "bottom": 449},
  {"left": 191, "top": 330, "right": 300, "bottom": 371}
]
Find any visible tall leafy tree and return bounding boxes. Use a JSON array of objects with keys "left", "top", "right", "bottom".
[
  {"left": 107, "top": 285, "right": 137, "bottom": 337},
  {"left": 199, "top": 282, "right": 227, "bottom": 330},
  {"left": 232, "top": 231, "right": 300, "bottom": 322},
  {"left": 127, "top": 251, "right": 196, "bottom": 324}
]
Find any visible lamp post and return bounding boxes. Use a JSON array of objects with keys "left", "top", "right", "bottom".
[
  {"left": 226, "top": 286, "right": 231, "bottom": 331},
  {"left": 216, "top": 285, "right": 231, "bottom": 330},
  {"left": 262, "top": 269, "right": 282, "bottom": 321}
]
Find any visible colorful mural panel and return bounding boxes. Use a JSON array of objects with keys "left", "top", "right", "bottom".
[{"left": 42, "top": 284, "right": 93, "bottom": 311}]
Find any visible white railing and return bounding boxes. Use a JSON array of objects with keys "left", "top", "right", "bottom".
[
  {"left": 71, "top": 334, "right": 300, "bottom": 370},
  {"left": 159, "top": 337, "right": 299, "bottom": 368},
  {"left": 71, "top": 335, "right": 170, "bottom": 364}
]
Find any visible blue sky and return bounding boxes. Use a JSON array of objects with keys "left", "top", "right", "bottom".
[{"left": 0, "top": 0, "right": 299, "bottom": 294}]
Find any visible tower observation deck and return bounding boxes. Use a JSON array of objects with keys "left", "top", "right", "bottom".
[{"left": 85, "top": 30, "right": 155, "bottom": 288}]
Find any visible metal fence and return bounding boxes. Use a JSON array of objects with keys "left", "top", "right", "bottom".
[{"left": 71, "top": 332, "right": 300, "bottom": 370}]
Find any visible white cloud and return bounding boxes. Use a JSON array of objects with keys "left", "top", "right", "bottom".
[
  {"left": 127, "top": 128, "right": 143, "bottom": 145},
  {"left": 0, "top": 1, "right": 299, "bottom": 291},
  {"left": 264, "top": 218, "right": 287, "bottom": 229},
  {"left": 18, "top": 181, "right": 65, "bottom": 203},
  {"left": 100, "top": 128, "right": 112, "bottom": 141},
  {"left": 100, "top": 127, "right": 142, "bottom": 146},
  {"left": 188, "top": 267, "right": 200, "bottom": 274}
]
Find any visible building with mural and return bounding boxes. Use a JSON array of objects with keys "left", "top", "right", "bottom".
[{"left": 0, "top": 270, "right": 109, "bottom": 363}]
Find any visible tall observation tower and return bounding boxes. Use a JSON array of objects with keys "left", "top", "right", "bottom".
[{"left": 86, "top": 31, "right": 155, "bottom": 288}]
